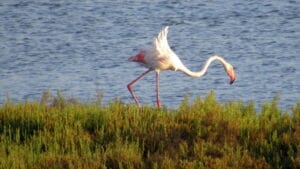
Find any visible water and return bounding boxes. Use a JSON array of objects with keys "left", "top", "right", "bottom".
[{"left": 0, "top": 0, "right": 299, "bottom": 111}]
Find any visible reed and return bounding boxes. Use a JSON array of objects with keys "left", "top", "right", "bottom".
[{"left": 0, "top": 92, "right": 299, "bottom": 169}]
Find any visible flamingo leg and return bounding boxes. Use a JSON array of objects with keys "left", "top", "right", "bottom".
[
  {"left": 156, "top": 71, "right": 161, "bottom": 107},
  {"left": 127, "top": 69, "right": 152, "bottom": 107}
]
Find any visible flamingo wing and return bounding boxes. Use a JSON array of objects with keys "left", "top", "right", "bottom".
[
  {"left": 152, "top": 26, "right": 184, "bottom": 71},
  {"left": 153, "top": 26, "right": 175, "bottom": 58}
]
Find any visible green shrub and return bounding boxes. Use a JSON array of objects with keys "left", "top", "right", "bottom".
[{"left": 0, "top": 92, "right": 299, "bottom": 168}]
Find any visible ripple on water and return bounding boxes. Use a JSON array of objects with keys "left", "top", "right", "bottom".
[{"left": 0, "top": 0, "right": 299, "bottom": 111}]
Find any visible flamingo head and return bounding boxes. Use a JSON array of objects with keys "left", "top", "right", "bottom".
[
  {"left": 225, "top": 63, "right": 236, "bottom": 84},
  {"left": 128, "top": 51, "right": 146, "bottom": 63}
]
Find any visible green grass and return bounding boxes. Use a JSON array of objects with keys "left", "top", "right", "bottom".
[{"left": 0, "top": 91, "right": 299, "bottom": 169}]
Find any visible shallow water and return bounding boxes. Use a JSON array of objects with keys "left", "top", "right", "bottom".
[{"left": 0, "top": 0, "right": 299, "bottom": 110}]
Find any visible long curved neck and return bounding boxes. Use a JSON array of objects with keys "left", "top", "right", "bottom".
[{"left": 178, "top": 55, "right": 227, "bottom": 78}]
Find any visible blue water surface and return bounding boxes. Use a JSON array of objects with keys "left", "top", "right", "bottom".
[{"left": 0, "top": 0, "right": 299, "bottom": 110}]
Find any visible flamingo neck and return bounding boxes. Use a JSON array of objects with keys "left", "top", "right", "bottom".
[{"left": 178, "top": 55, "right": 227, "bottom": 78}]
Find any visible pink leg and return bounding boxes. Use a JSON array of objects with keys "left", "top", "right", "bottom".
[
  {"left": 156, "top": 71, "right": 161, "bottom": 107},
  {"left": 127, "top": 69, "right": 152, "bottom": 107}
]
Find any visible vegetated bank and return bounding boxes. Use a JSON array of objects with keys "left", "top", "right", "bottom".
[{"left": 0, "top": 92, "right": 299, "bottom": 169}]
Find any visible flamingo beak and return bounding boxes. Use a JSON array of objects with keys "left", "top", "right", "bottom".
[
  {"left": 230, "top": 78, "right": 235, "bottom": 85},
  {"left": 227, "top": 68, "right": 236, "bottom": 85}
]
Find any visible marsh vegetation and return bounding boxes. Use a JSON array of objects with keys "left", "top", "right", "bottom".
[{"left": 0, "top": 92, "right": 299, "bottom": 169}]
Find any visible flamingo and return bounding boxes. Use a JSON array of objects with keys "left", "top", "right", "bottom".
[{"left": 127, "top": 26, "right": 236, "bottom": 107}]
